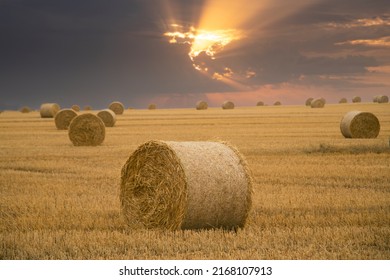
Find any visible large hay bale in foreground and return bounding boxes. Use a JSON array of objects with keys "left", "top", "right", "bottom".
[
  {"left": 108, "top": 101, "right": 125, "bottom": 115},
  {"left": 120, "top": 140, "right": 252, "bottom": 230},
  {"left": 40, "top": 103, "right": 60, "bottom": 118},
  {"left": 305, "top": 98, "right": 313, "bottom": 106},
  {"left": 196, "top": 100, "right": 208, "bottom": 110},
  {"left": 97, "top": 109, "right": 116, "bottom": 127},
  {"left": 339, "top": 98, "right": 347, "bottom": 104},
  {"left": 311, "top": 98, "right": 325, "bottom": 108},
  {"left": 340, "top": 111, "right": 380, "bottom": 138},
  {"left": 54, "top": 108, "right": 78, "bottom": 130},
  {"left": 222, "top": 101, "right": 235, "bottom": 109},
  {"left": 352, "top": 96, "right": 361, "bottom": 103},
  {"left": 68, "top": 113, "right": 105, "bottom": 146},
  {"left": 378, "top": 95, "right": 389, "bottom": 103}
]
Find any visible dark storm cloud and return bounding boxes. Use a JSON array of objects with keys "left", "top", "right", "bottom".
[{"left": 0, "top": 0, "right": 389, "bottom": 109}]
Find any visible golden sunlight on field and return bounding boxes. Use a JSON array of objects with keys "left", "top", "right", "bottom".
[{"left": 0, "top": 103, "right": 390, "bottom": 259}]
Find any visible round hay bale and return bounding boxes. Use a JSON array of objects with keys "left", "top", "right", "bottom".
[
  {"left": 19, "top": 106, "right": 31, "bottom": 113},
  {"left": 196, "top": 100, "right": 208, "bottom": 110},
  {"left": 148, "top": 104, "right": 156, "bottom": 110},
  {"left": 256, "top": 101, "right": 264, "bottom": 106},
  {"left": 274, "top": 101, "right": 281, "bottom": 106},
  {"left": 40, "top": 103, "right": 60, "bottom": 118},
  {"left": 378, "top": 95, "right": 389, "bottom": 103},
  {"left": 68, "top": 113, "right": 105, "bottom": 146},
  {"left": 83, "top": 105, "right": 92, "bottom": 111},
  {"left": 305, "top": 98, "right": 313, "bottom": 106},
  {"left": 352, "top": 96, "right": 361, "bottom": 103},
  {"left": 97, "top": 109, "right": 116, "bottom": 127},
  {"left": 311, "top": 98, "right": 325, "bottom": 108},
  {"left": 120, "top": 140, "right": 252, "bottom": 230},
  {"left": 108, "top": 101, "right": 125, "bottom": 115},
  {"left": 339, "top": 98, "right": 347, "bottom": 104},
  {"left": 340, "top": 111, "right": 380, "bottom": 138},
  {"left": 373, "top": 95, "right": 380, "bottom": 103},
  {"left": 71, "top": 105, "right": 80, "bottom": 112},
  {"left": 222, "top": 101, "right": 235, "bottom": 109},
  {"left": 54, "top": 109, "right": 78, "bottom": 130}
]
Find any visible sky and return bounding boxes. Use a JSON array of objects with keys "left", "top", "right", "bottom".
[{"left": 1, "top": 0, "right": 389, "bottom": 110}]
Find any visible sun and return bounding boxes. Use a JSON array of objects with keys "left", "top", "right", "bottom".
[{"left": 164, "top": 25, "right": 241, "bottom": 72}]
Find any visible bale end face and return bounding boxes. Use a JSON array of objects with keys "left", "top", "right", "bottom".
[
  {"left": 120, "top": 140, "right": 252, "bottom": 230},
  {"left": 68, "top": 113, "right": 105, "bottom": 146},
  {"left": 108, "top": 101, "right": 125, "bottom": 115},
  {"left": 54, "top": 109, "right": 78, "bottom": 130},
  {"left": 40, "top": 103, "right": 61, "bottom": 118},
  {"left": 196, "top": 101, "right": 208, "bottom": 110},
  {"left": 97, "top": 109, "right": 116, "bottom": 127},
  {"left": 222, "top": 101, "right": 235, "bottom": 110}
]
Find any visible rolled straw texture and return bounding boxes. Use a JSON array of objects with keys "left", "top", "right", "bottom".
[
  {"left": 68, "top": 113, "right": 105, "bottom": 146},
  {"left": 54, "top": 109, "right": 78, "bottom": 130},
  {"left": 196, "top": 100, "right": 208, "bottom": 110},
  {"left": 311, "top": 98, "right": 325, "bottom": 108},
  {"left": 108, "top": 101, "right": 125, "bottom": 115},
  {"left": 222, "top": 101, "right": 235, "bottom": 109},
  {"left": 120, "top": 140, "right": 253, "bottom": 230},
  {"left": 97, "top": 109, "right": 116, "bottom": 127},
  {"left": 305, "top": 98, "right": 313, "bottom": 106},
  {"left": 40, "top": 103, "right": 60, "bottom": 118},
  {"left": 340, "top": 111, "right": 380, "bottom": 138}
]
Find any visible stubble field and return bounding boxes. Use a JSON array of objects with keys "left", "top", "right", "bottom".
[{"left": 1, "top": 103, "right": 389, "bottom": 259}]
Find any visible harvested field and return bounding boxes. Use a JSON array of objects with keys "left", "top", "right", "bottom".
[{"left": 0, "top": 103, "right": 389, "bottom": 260}]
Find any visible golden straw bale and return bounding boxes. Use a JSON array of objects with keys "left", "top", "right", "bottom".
[
  {"left": 108, "top": 101, "right": 125, "bottom": 115},
  {"left": 54, "top": 109, "right": 78, "bottom": 130},
  {"left": 352, "top": 96, "right": 361, "bottom": 103},
  {"left": 97, "top": 109, "right": 116, "bottom": 127},
  {"left": 274, "top": 101, "right": 281, "bottom": 106},
  {"left": 71, "top": 105, "right": 80, "bottom": 112},
  {"left": 222, "top": 101, "right": 235, "bottom": 109},
  {"left": 68, "top": 113, "right": 105, "bottom": 146},
  {"left": 378, "top": 95, "right": 389, "bottom": 103},
  {"left": 311, "top": 98, "right": 325, "bottom": 108},
  {"left": 305, "top": 98, "right": 313, "bottom": 106},
  {"left": 120, "top": 140, "right": 253, "bottom": 230},
  {"left": 340, "top": 111, "right": 380, "bottom": 138},
  {"left": 196, "top": 100, "right": 208, "bottom": 110},
  {"left": 257, "top": 101, "right": 264, "bottom": 106},
  {"left": 19, "top": 106, "right": 31, "bottom": 113},
  {"left": 373, "top": 95, "right": 380, "bottom": 103},
  {"left": 40, "top": 103, "right": 60, "bottom": 118},
  {"left": 148, "top": 104, "right": 157, "bottom": 110},
  {"left": 339, "top": 98, "right": 347, "bottom": 104}
]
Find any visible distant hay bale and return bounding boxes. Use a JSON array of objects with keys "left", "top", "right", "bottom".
[
  {"left": 339, "top": 98, "right": 347, "bottom": 104},
  {"left": 120, "top": 140, "right": 252, "bottom": 230},
  {"left": 196, "top": 100, "right": 208, "bottom": 110},
  {"left": 68, "top": 113, "right": 105, "bottom": 146},
  {"left": 352, "top": 96, "right": 361, "bottom": 103},
  {"left": 19, "top": 106, "right": 31, "bottom": 113},
  {"left": 148, "top": 104, "right": 156, "bottom": 110},
  {"left": 340, "top": 111, "right": 380, "bottom": 138},
  {"left": 40, "top": 103, "right": 60, "bottom": 118},
  {"left": 54, "top": 109, "right": 78, "bottom": 130},
  {"left": 97, "top": 109, "right": 116, "bottom": 127},
  {"left": 274, "top": 101, "right": 281, "bottom": 106},
  {"left": 222, "top": 101, "right": 235, "bottom": 109},
  {"left": 256, "top": 101, "right": 264, "bottom": 106},
  {"left": 83, "top": 105, "right": 92, "bottom": 111},
  {"left": 71, "top": 105, "right": 80, "bottom": 112},
  {"left": 305, "top": 98, "right": 313, "bottom": 106},
  {"left": 311, "top": 98, "right": 325, "bottom": 108},
  {"left": 108, "top": 101, "right": 125, "bottom": 115},
  {"left": 373, "top": 95, "right": 380, "bottom": 103},
  {"left": 378, "top": 95, "right": 389, "bottom": 103}
]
